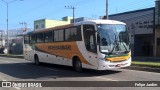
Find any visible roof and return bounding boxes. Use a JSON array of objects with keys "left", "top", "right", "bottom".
[{"left": 109, "top": 7, "right": 155, "bottom": 17}]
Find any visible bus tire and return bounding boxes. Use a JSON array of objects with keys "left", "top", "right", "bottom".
[
  {"left": 34, "top": 55, "right": 40, "bottom": 65},
  {"left": 73, "top": 58, "right": 82, "bottom": 72}
]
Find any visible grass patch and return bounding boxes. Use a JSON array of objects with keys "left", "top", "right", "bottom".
[{"left": 132, "top": 61, "right": 160, "bottom": 67}]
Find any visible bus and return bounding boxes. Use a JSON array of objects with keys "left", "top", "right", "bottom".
[{"left": 24, "top": 20, "right": 131, "bottom": 72}]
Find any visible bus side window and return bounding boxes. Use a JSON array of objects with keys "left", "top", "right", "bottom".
[
  {"left": 54, "top": 30, "right": 59, "bottom": 41},
  {"left": 65, "top": 26, "right": 82, "bottom": 41},
  {"left": 83, "top": 25, "right": 97, "bottom": 53},
  {"left": 31, "top": 34, "right": 37, "bottom": 44},
  {"left": 44, "top": 31, "right": 53, "bottom": 42},
  {"left": 70, "top": 27, "right": 77, "bottom": 41},
  {"left": 24, "top": 35, "right": 30, "bottom": 44},
  {"left": 77, "top": 26, "right": 82, "bottom": 41},
  {"left": 65, "top": 28, "right": 71, "bottom": 41},
  {"left": 59, "top": 29, "right": 64, "bottom": 41},
  {"left": 37, "top": 33, "right": 44, "bottom": 43}
]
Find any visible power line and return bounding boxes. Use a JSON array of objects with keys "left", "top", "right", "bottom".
[
  {"left": 23, "top": 0, "right": 97, "bottom": 22},
  {"left": 28, "top": 0, "right": 95, "bottom": 19},
  {"left": 65, "top": 6, "right": 75, "bottom": 23},
  {"left": 10, "top": 0, "right": 55, "bottom": 20}
]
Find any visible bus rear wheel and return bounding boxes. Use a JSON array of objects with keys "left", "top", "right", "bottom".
[
  {"left": 34, "top": 55, "right": 40, "bottom": 65},
  {"left": 73, "top": 58, "right": 82, "bottom": 72}
]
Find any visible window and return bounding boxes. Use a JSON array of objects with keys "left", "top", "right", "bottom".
[
  {"left": 59, "top": 29, "right": 64, "bottom": 41},
  {"left": 70, "top": 27, "right": 77, "bottom": 41},
  {"left": 65, "top": 28, "right": 71, "bottom": 41},
  {"left": 64, "top": 26, "right": 82, "bottom": 41},
  {"left": 37, "top": 33, "right": 44, "bottom": 43},
  {"left": 83, "top": 25, "right": 97, "bottom": 53},
  {"left": 54, "top": 30, "right": 64, "bottom": 42},
  {"left": 35, "top": 25, "right": 38, "bottom": 29},
  {"left": 44, "top": 31, "right": 53, "bottom": 42},
  {"left": 54, "top": 30, "right": 59, "bottom": 41},
  {"left": 77, "top": 26, "right": 82, "bottom": 41},
  {"left": 31, "top": 34, "right": 37, "bottom": 44},
  {"left": 24, "top": 35, "right": 30, "bottom": 44},
  {"left": 41, "top": 23, "right": 45, "bottom": 28},
  {"left": 157, "top": 38, "right": 160, "bottom": 45}
]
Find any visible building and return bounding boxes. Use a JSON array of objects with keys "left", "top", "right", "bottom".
[
  {"left": 7, "top": 28, "right": 31, "bottom": 54},
  {"left": 0, "top": 30, "right": 5, "bottom": 48},
  {"left": 34, "top": 16, "right": 73, "bottom": 31},
  {"left": 155, "top": 0, "right": 160, "bottom": 56},
  {"left": 109, "top": 7, "right": 155, "bottom": 56},
  {"left": 73, "top": 17, "right": 95, "bottom": 23}
]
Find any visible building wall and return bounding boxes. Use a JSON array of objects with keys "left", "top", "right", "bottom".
[
  {"left": 34, "top": 16, "right": 72, "bottom": 31},
  {"left": 109, "top": 8, "right": 155, "bottom": 56},
  {"left": 45, "top": 19, "right": 70, "bottom": 28},
  {"left": 0, "top": 31, "right": 5, "bottom": 47},
  {"left": 73, "top": 17, "right": 95, "bottom": 23},
  {"left": 155, "top": 0, "right": 160, "bottom": 56}
]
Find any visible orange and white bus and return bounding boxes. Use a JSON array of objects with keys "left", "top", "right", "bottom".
[{"left": 24, "top": 20, "right": 131, "bottom": 72}]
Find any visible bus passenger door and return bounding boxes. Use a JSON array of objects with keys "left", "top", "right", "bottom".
[{"left": 83, "top": 25, "right": 98, "bottom": 69}]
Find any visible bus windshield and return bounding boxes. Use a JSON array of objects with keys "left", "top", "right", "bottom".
[{"left": 97, "top": 24, "right": 130, "bottom": 55}]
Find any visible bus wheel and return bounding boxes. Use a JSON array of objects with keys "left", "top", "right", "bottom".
[
  {"left": 34, "top": 55, "right": 40, "bottom": 65},
  {"left": 73, "top": 58, "right": 82, "bottom": 72}
]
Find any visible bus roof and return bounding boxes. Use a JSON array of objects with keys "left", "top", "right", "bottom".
[
  {"left": 75, "top": 20, "right": 126, "bottom": 25},
  {"left": 32, "top": 19, "right": 126, "bottom": 34}
]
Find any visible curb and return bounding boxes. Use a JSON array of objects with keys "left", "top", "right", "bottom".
[
  {"left": 0, "top": 55, "right": 24, "bottom": 59},
  {"left": 124, "top": 65, "right": 160, "bottom": 73}
]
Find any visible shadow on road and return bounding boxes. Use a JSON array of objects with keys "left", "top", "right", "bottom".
[{"left": 0, "top": 62, "right": 121, "bottom": 79}]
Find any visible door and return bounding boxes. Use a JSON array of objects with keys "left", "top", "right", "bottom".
[{"left": 83, "top": 24, "right": 98, "bottom": 69}]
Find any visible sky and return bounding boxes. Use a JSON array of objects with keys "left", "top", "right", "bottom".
[{"left": 0, "top": 0, "right": 155, "bottom": 30}]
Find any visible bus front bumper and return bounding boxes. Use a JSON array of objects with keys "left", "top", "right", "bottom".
[{"left": 97, "top": 57, "right": 131, "bottom": 70}]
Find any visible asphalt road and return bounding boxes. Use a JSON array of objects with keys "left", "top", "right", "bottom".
[{"left": 0, "top": 57, "right": 159, "bottom": 90}]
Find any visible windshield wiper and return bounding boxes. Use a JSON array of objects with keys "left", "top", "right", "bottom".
[
  {"left": 120, "top": 41, "right": 129, "bottom": 54},
  {"left": 108, "top": 35, "right": 117, "bottom": 55}
]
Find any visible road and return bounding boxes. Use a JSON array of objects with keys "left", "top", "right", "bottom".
[{"left": 0, "top": 57, "right": 159, "bottom": 90}]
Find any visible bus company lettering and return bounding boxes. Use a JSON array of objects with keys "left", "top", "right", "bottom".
[{"left": 48, "top": 45, "right": 72, "bottom": 50}]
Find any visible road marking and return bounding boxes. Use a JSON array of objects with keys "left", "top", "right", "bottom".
[
  {"left": 95, "top": 77, "right": 119, "bottom": 81},
  {"left": 44, "top": 67, "right": 59, "bottom": 71},
  {"left": 20, "top": 63, "right": 28, "bottom": 66}
]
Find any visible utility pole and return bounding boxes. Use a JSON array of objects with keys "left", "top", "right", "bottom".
[
  {"left": 106, "top": 0, "right": 109, "bottom": 19},
  {"left": 1, "top": 0, "right": 22, "bottom": 54},
  {"left": 20, "top": 22, "right": 27, "bottom": 54},
  {"left": 65, "top": 6, "right": 75, "bottom": 23},
  {"left": 20, "top": 22, "right": 27, "bottom": 32}
]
